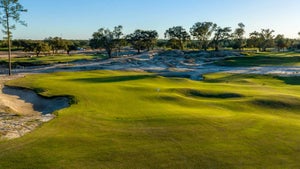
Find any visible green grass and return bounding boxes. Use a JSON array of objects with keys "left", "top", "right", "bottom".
[
  {"left": 1, "top": 71, "right": 300, "bottom": 168},
  {"left": 0, "top": 54, "right": 105, "bottom": 66},
  {"left": 217, "top": 52, "right": 300, "bottom": 66}
]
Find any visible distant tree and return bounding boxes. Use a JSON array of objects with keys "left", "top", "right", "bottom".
[
  {"left": 90, "top": 27, "right": 122, "bottom": 57},
  {"left": 63, "top": 40, "right": 80, "bottom": 55},
  {"left": 78, "top": 40, "right": 89, "bottom": 48},
  {"left": 186, "top": 40, "right": 201, "bottom": 49},
  {"left": 113, "top": 25, "right": 124, "bottom": 56},
  {"left": 165, "top": 26, "right": 190, "bottom": 50},
  {"left": 22, "top": 40, "right": 34, "bottom": 52},
  {"left": 275, "top": 34, "right": 289, "bottom": 52},
  {"left": 0, "top": 39, "right": 8, "bottom": 47},
  {"left": 22, "top": 40, "right": 50, "bottom": 57},
  {"left": 232, "top": 23, "right": 246, "bottom": 50},
  {"left": 166, "top": 38, "right": 181, "bottom": 49},
  {"left": 126, "top": 30, "right": 146, "bottom": 53},
  {"left": 127, "top": 29, "right": 158, "bottom": 53},
  {"left": 143, "top": 30, "right": 158, "bottom": 50},
  {"left": 190, "top": 22, "right": 217, "bottom": 51},
  {"left": 32, "top": 41, "right": 51, "bottom": 57},
  {"left": 44, "top": 37, "right": 67, "bottom": 54},
  {"left": 0, "top": 0, "right": 27, "bottom": 75},
  {"left": 247, "top": 31, "right": 262, "bottom": 50},
  {"left": 156, "top": 39, "right": 168, "bottom": 49},
  {"left": 249, "top": 29, "right": 275, "bottom": 51},
  {"left": 296, "top": 32, "right": 300, "bottom": 48},
  {"left": 260, "top": 29, "right": 275, "bottom": 51},
  {"left": 211, "top": 27, "right": 232, "bottom": 51},
  {"left": 12, "top": 39, "right": 26, "bottom": 48}
]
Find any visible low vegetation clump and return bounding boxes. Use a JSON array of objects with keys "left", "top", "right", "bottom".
[{"left": 0, "top": 71, "right": 300, "bottom": 168}]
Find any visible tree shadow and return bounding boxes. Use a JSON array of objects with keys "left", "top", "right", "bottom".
[{"left": 72, "top": 74, "right": 156, "bottom": 83}]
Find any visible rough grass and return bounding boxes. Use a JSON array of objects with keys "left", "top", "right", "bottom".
[
  {"left": 0, "top": 54, "right": 104, "bottom": 66},
  {"left": 217, "top": 52, "right": 300, "bottom": 66},
  {"left": 0, "top": 71, "right": 300, "bottom": 169}
]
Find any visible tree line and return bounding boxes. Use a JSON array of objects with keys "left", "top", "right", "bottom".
[
  {"left": 4, "top": 22, "right": 300, "bottom": 59},
  {"left": 0, "top": 38, "right": 89, "bottom": 56},
  {"left": 90, "top": 22, "right": 300, "bottom": 57}
]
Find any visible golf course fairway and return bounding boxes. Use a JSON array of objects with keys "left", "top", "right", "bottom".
[{"left": 0, "top": 70, "right": 299, "bottom": 169}]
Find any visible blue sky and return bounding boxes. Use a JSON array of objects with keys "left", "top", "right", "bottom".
[{"left": 12, "top": 0, "right": 300, "bottom": 39}]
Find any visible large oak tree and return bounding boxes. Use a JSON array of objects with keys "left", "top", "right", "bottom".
[
  {"left": 90, "top": 26, "right": 124, "bottom": 58},
  {"left": 211, "top": 27, "right": 232, "bottom": 51},
  {"left": 190, "top": 22, "right": 217, "bottom": 51},
  {"left": 127, "top": 30, "right": 158, "bottom": 53},
  {"left": 165, "top": 26, "right": 190, "bottom": 50}
]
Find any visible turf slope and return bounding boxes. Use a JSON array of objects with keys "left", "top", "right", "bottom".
[{"left": 0, "top": 71, "right": 299, "bottom": 169}]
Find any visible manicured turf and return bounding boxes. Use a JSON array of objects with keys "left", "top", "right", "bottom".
[
  {"left": 217, "top": 52, "right": 300, "bottom": 66},
  {"left": 0, "top": 54, "right": 104, "bottom": 66},
  {"left": 0, "top": 71, "right": 300, "bottom": 168}
]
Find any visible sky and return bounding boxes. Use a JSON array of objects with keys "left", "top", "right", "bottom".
[{"left": 11, "top": 0, "right": 300, "bottom": 40}]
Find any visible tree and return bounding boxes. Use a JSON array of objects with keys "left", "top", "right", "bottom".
[
  {"left": 249, "top": 29, "right": 275, "bottom": 51},
  {"left": 127, "top": 30, "right": 145, "bottom": 53},
  {"left": 156, "top": 39, "right": 168, "bottom": 49},
  {"left": 0, "top": 0, "right": 27, "bottom": 75},
  {"left": 44, "top": 37, "right": 67, "bottom": 54},
  {"left": 143, "top": 30, "right": 158, "bottom": 50},
  {"left": 22, "top": 40, "right": 50, "bottom": 57},
  {"left": 247, "top": 31, "right": 262, "bottom": 50},
  {"left": 64, "top": 40, "right": 78, "bottom": 55},
  {"left": 32, "top": 41, "right": 51, "bottom": 57},
  {"left": 275, "top": 34, "right": 289, "bottom": 52},
  {"left": 127, "top": 29, "right": 158, "bottom": 53},
  {"left": 260, "top": 29, "right": 275, "bottom": 51},
  {"left": 12, "top": 39, "right": 27, "bottom": 48},
  {"left": 113, "top": 25, "right": 124, "bottom": 56},
  {"left": 190, "top": 22, "right": 217, "bottom": 51},
  {"left": 165, "top": 26, "right": 190, "bottom": 50},
  {"left": 90, "top": 27, "right": 120, "bottom": 57},
  {"left": 232, "top": 23, "right": 246, "bottom": 50},
  {"left": 211, "top": 27, "right": 232, "bottom": 51}
]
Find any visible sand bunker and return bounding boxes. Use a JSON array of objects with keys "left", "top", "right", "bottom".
[
  {"left": 2, "top": 86, "right": 69, "bottom": 115},
  {"left": 0, "top": 75, "right": 70, "bottom": 140}
]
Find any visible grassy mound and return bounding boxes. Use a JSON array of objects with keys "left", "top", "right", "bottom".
[{"left": 0, "top": 71, "right": 300, "bottom": 169}]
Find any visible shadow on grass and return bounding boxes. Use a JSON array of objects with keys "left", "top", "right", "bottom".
[
  {"left": 175, "top": 88, "right": 243, "bottom": 99},
  {"left": 251, "top": 98, "right": 300, "bottom": 109},
  {"left": 72, "top": 74, "right": 156, "bottom": 83},
  {"left": 277, "top": 76, "right": 300, "bottom": 85},
  {"left": 218, "top": 55, "right": 300, "bottom": 66}
]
